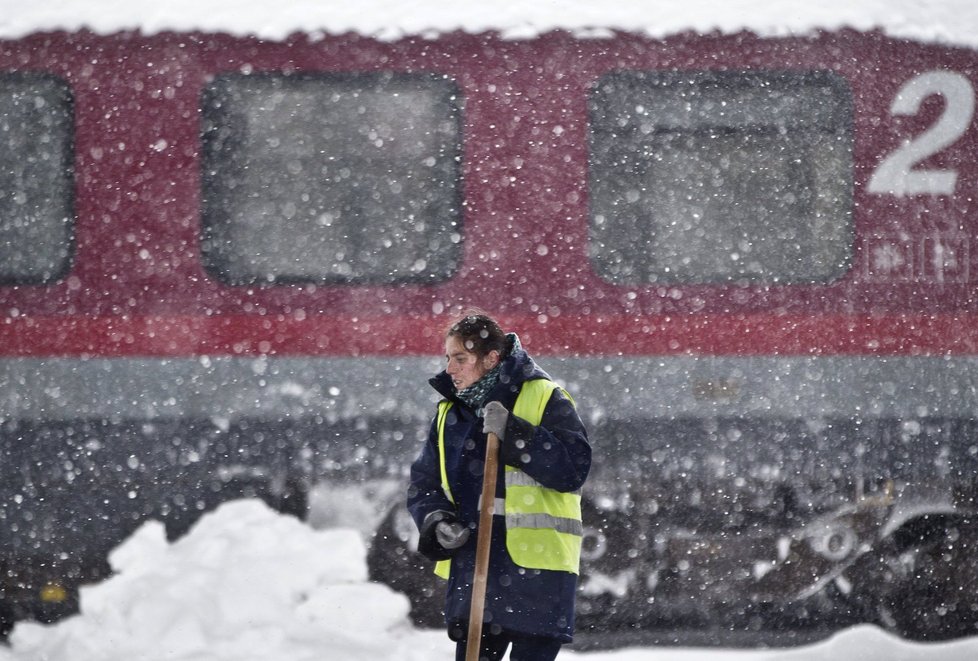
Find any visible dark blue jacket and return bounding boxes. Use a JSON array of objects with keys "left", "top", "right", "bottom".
[{"left": 407, "top": 340, "right": 591, "bottom": 642}]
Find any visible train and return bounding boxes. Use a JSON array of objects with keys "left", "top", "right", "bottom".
[{"left": 2, "top": 22, "right": 978, "bottom": 642}]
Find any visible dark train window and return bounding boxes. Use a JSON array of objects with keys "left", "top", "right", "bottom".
[
  {"left": 0, "top": 74, "right": 74, "bottom": 284},
  {"left": 588, "top": 71, "right": 853, "bottom": 285},
  {"left": 200, "top": 72, "right": 462, "bottom": 285}
]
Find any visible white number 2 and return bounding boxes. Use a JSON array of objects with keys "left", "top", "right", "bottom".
[{"left": 867, "top": 70, "right": 975, "bottom": 197}]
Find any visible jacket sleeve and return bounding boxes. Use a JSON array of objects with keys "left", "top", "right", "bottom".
[
  {"left": 406, "top": 414, "right": 456, "bottom": 533},
  {"left": 499, "top": 387, "right": 591, "bottom": 493}
]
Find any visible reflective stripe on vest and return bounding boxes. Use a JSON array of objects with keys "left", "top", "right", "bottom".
[
  {"left": 433, "top": 400, "right": 455, "bottom": 579},
  {"left": 433, "top": 379, "right": 583, "bottom": 579}
]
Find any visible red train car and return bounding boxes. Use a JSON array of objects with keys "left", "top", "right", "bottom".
[{"left": 2, "top": 25, "right": 978, "bottom": 641}]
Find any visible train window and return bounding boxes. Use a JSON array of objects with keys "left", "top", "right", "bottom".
[
  {"left": 0, "top": 74, "right": 74, "bottom": 284},
  {"left": 589, "top": 71, "right": 853, "bottom": 285},
  {"left": 200, "top": 72, "right": 462, "bottom": 285}
]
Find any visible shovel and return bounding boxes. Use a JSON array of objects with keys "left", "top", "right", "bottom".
[{"left": 465, "top": 430, "right": 500, "bottom": 661}]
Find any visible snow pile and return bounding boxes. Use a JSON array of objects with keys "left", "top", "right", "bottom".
[
  {"left": 0, "top": 500, "right": 435, "bottom": 661},
  {"left": 0, "top": 500, "right": 978, "bottom": 661},
  {"left": 3, "top": 499, "right": 978, "bottom": 660}
]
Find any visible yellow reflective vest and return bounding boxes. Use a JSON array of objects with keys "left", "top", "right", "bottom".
[{"left": 433, "top": 379, "right": 583, "bottom": 578}]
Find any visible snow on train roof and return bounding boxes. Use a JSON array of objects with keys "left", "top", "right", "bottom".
[{"left": 0, "top": 0, "right": 976, "bottom": 48}]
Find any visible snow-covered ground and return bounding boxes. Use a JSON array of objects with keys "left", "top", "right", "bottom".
[{"left": 1, "top": 499, "right": 976, "bottom": 661}]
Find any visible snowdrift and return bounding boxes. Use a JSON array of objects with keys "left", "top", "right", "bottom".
[
  {"left": 0, "top": 500, "right": 439, "bottom": 661},
  {"left": 3, "top": 499, "right": 978, "bottom": 660}
]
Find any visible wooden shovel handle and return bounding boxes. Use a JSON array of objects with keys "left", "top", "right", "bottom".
[{"left": 466, "top": 431, "right": 500, "bottom": 661}]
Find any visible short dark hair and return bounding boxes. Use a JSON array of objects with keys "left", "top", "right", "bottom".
[{"left": 446, "top": 311, "right": 506, "bottom": 359}]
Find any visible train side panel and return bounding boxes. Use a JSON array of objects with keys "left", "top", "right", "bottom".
[{"left": 1, "top": 29, "right": 977, "bottom": 639}]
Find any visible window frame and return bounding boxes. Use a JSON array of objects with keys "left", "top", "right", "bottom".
[
  {"left": 587, "top": 69, "right": 855, "bottom": 287},
  {"left": 0, "top": 72, "right": 76, "bottom": 286},
  {"left": 198, "top": 71, "right": 465, "bottom": 287}
]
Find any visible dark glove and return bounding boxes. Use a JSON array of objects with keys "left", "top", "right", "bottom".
[
  {"left": 418, "top": 510, "right": 466, "bottom": 561},
  {"left": 435, "top": 520, "right": 470, "bottom": 549},
  {"left": 482, "top": 401, "right": 509, "bottom": 441}
]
